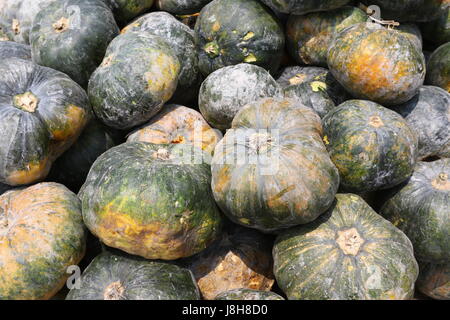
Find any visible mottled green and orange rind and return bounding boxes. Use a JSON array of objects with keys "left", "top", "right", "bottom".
[{"left": 426, "top": 42, "right": 450, "bottom": 93}]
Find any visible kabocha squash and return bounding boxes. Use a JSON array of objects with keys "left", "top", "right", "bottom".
[
  {"left": 391, "top": 86, "right": 450, "bottom": 160},
  {"left": 380, "top": 159, "right": 450, "bottom": 264},
  {"left": 121, "top": 12, "right": 201, "bottom": 104},
  {"left": 322, "top": 100, "right": 418, "bottom": 193},
  {"left": 194, "top": 0, "right": 285, "bottom": 76},
  {"left": 47, "top": 120, "right": 116, "bottom": 193},
  {"left": 426, "top": 43, "right": 450, "bottom": 93},
  {"left": 261, "top": 0, "right": 351, "bottom": 15},
  {"left": 273, "top": 193, "right": 419, "bottom": 300},
  {"left": 199, "top": 63, "right": 282, "bottom": 130},
  {"left": 0, "top": 41, "right": 31, "bottom": 60},
  {"left": 79, "top": 142, "right": 223, "bottom": 260},
  {"left": 66, "top": 251, "right": 200, "bottom": 300},
  {"left": 0, "top": 182, "right": 86, "bottom": 300},
  {"left": 397, "top": 23, "right": 423, "bottom": 51},
  {"left": 421, "top": 8, "right": 450, "bottom": 45},
  {"left": 215, "top": 289, "right": 284, "bottom": 300},
  {"left": 286, "top": 6, "right": 367, "bottom": 67},
  {"left": 127, "top": 104, "right": 222, "bottom": 155},
  {"left": 211, "top": 97, "right": 339, "bottom": 232},
  {"left": 88, "top": 32, "right": 180, "bottom": 130},
  {"left": 327, "top": 22, "right": 426, "bottom": 106},
  {"left": 30, "top": 0, "right": 119, "bottom": 89},
  {"left": 416, "top": 262, "right": 449, "bottom": 300},
  {"left": 103, "top": 0, "right": 154, "bottom": 25},
  {"left": 155, "top": 0, "right": 212, "bottom": 15},
  {"left": 0, "top": 58, "right": 91, "bottom": 186},
  {"left": 181, "top": 225, "right": 275, "bottom": 300}
]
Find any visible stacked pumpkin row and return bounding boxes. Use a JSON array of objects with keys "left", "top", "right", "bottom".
[{"left": 0, "top": 0, "right": 449, "bottom": 300}]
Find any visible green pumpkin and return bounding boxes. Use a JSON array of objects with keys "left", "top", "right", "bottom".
[
  {"left": 391, "top": 86, "right": 450, "bottom": 160},
  {"left": 261, "top": 0, "right": 351, "bottom": 15},
  {"left": 0, "top": 58, "right": 91, "bottom": 186},
  {"left": 273, "top": 193, "right": 419, "bottom": 300},
  {"left": 199, "top": 63, "right": 282, "bottom": 130},
  {"left": 79, "top": 142, "right": 223, "bottom": 260},
  {"left": 30, "top": 0, "right": 119, "bottom": 89},
  {"left": 327, "top": 23, "right": 425, "bottom": 106},
  {"left": 426, "top": 42, "right": 450, "bottom": 93},
  {"left": 211, "top": 97, "right": 339, "bottom": 232},
  {"left": 215, "top": 289, "right": 284, "bottom": 300},
  {"left": 0, "top": 40, "right": 31, "bottom": 60},
  {"left": 380, "top": 159, "right": 450, "bottom": 264},
  {"left": 416, "top": 262, "right": 449, "bottom": 300},
  {"left": 88, "top": 31, "right": 180, "bottom": 130},
  {"left": 155, "top": 0, "right": 212, "bottom": 15},
  {"left": 0, "top": 182, "right": 86, "bottom": 300},
  {"left": 421, "top": 7, "right": 450, "bottom": 45},
  {"left": 397, "top": 23, "right": 423, "bottom": 51},
  {"left": 286, "top": 6, "right": 367, "bottom": 67},
  {"left": 122, "top": 12, "right": 201, "bottom": 105},
  {"left": 323, "top": 100, "right": 418, "bottom": 193},
  {"left": 103, "top": 0, "right": 154, "bottom": 25},
  {"left": 66, "top": 251, "right": 200, "bottom": 300},
  {"left": 194, "top": 0, "right": 285, "bottom": 76}
]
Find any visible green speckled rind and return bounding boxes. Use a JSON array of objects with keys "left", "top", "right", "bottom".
[
  {"left": 88, "top": 32, "right": 180, "bottom": 130},
  {"left": 380, "top": 159, "right": 450, "bottom": 264},
  {"left": 391, "top": 86, "right": 450, "bottom": 160},
  {"left": 397, "top": 23, "right": 423, "bottom": 51},
  {"left": 327, "top": 23, "right": 425, "bottom": 106},
  {"left": 211, "top": 97, "right": 339, "bottom": 232},
  {"left": 426, "top": 43, "right": 450, "bottom": 93},
  {"left": 0, "top": 41, "right": 31, "bottom": 60},
  {"left": 199, "top": 63, "right": 283, "bottom": 130},
  {"left": 286, "top": 6, "right": 367, "bottom": 67},
  {"left": 215, "top": 288, "right": 284, "bottom": 300},
  {"left": 416, "top": 261, "right": 450, "bottom": 300},
  {"left": 261, "top": 0, "right": 350, "bottom": 15},
  {"left": 0, "top": 182, "right": 86, "bottom": 300},
  {"left": 194, "top": 0, "right": 285, "bottom": 76},
  {"left": 79, "top": 142, "right": 223, "bottom": 260},
  {"left": 104, "top": 0, "right": 154, "bottom": 25},
  {"left": 273, "top": 193, "right": 419, "bottom": 300},
  {"left": 421, "top": 8, "right": 450, "bottom": 45},
  {"left": 155, "top": 0, "right": 212, "bottom": 15},
  {"left": 323, "top": 100, "right": 418, "bottom": 193},
  {"left": 66, "top": 251, "right": 200, "bottom": 300}
]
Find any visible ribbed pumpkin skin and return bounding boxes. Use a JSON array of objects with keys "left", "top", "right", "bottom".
[
  {"left": 426, "top": 43, "right": 450, "bottom": 93},
  {"left": 0, "top": 182, "right": 86, "bottom": 300},
  {"left": 327, "top": 23, "right": 425, "bottom": 106},
  {"left": 0, "top": 41, "right": 31, "bottom": 60},
  {"left": 261, "top": 0, "right": 351, "bottom": 15},
  {"left": 30, "top": 0, "right": 119, "bottom": 89},
  {"left": 391, "top": 86, "right": 450, "bottom": 160},
  {"left": 199, "top": 64, "right": 282, "bottom": 130},
  {"left": 127, "top": 104, "right": 222, "bottom": 155},
  {"left": 211, "top": 97, "right": 339, "bottom": 232},
  {"left": 181, "top": 225, "right": 275, "bottom": 300},
  {"left": 121, "top": 12, "right": 200, "bottom": 105},
  {"left": 286, "top": 6, "right": 367, "bottom": 67},
  {"left": 0, "top": 58, "right": 91, "bottom": 186},
  {"left": 323, "top": 100, "right": 418, "bottom": 193},
  {"left": 88, "top": 32, "right": 180, "bottom": 130},
  {"left": 380, "top": 159, "right": 450, "bottom": 264},
  {"left": 79, "top": 142, "right": 223, "bottom": 260},
  {"left": 104, "top": 0, "right": 154, "bottom": 25},
  {"left": 416, "top": 262, "right": 450, "bottom": 300},
  {"left": 194, "top": 0, "right": 285, "bottom": 76},
  {"left": 421, "top": 8, "right": 450, "bottom": 45},
  {"left": 215, "top": 289, "right": 284, "bottom": 300},
  {"left": 273, "top": 194, "right": 419, "bottom": 300},
  {"left": 156, "top": 0, "right": 212, "bottom": 15},
  {"left": 66, "top": 251, "right": 200, "bottom": 300}
]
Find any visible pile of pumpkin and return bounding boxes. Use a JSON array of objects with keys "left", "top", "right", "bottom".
[{"left": 0, "top": 0, "right": 448, "bottom": 301}]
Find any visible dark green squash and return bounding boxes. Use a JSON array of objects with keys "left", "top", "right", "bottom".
[
  {"left": 30, "top": 0, "right": 119, "bottom": 89},
  {"left": 261, "top": 0, "right": 351, "bottom": 15},
  {"left": 421, "top": 7, "right": 450, "bottom": 45},
  {"left": 194, "top": 0, "right": 285, "bottom": 76},
  {"left": 416, "top": 262, "right": 449, "bottom": 300},
  {"left": 426, "top": 42, "right": 450, "bottom": 93},
  {"left": 323, "top": 100, "right": 418, "bottom": 193},
  {"left": 79, "top": 142, "right": 223, "bottom": 260},
  {"left": 66, "top": 251, "right": 200, "bottom": 300},
  {"left": 0, "top": 58, "right": 91, "bottom": 186},
  {"left": 155, "top": 0, "right": 212, "bottom": 15},
  {"left": 286, "top": 6, "right": 367, "bottom": 67},
  {"left": 211, "top": 97, "right": 339, "bottom": 232},
  {"left": 0, "top": 40, "right": 31, "bottom": 60},
  {"left": 88, "top": 31, "right": 180, "bottom": 130},
  {"left": 103, "top": 0, "right": 154, "bottom": 25},
  {"left": 215, "top": 289, "right": 284, "bottom": 300},
  {"left": 0, "top": 182, "right": 86, "bottom": 300},
  {"left": 198, "top": 63, "right": 282, "bottom": 130},
  {"left": 327, "top": 23, "right": 426, "bottom": 106},
  {"left": 391, "top": 86, "right": 450, "bottom": 160},
  {"left": 273, "top": 193, "right": 419, "bottom": 300},
  {"left": 121, "top": 11, "right": 201, "bottom": 105},
  {"left": 380, "top": 159, "right": 450, "bottom": 264}
]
